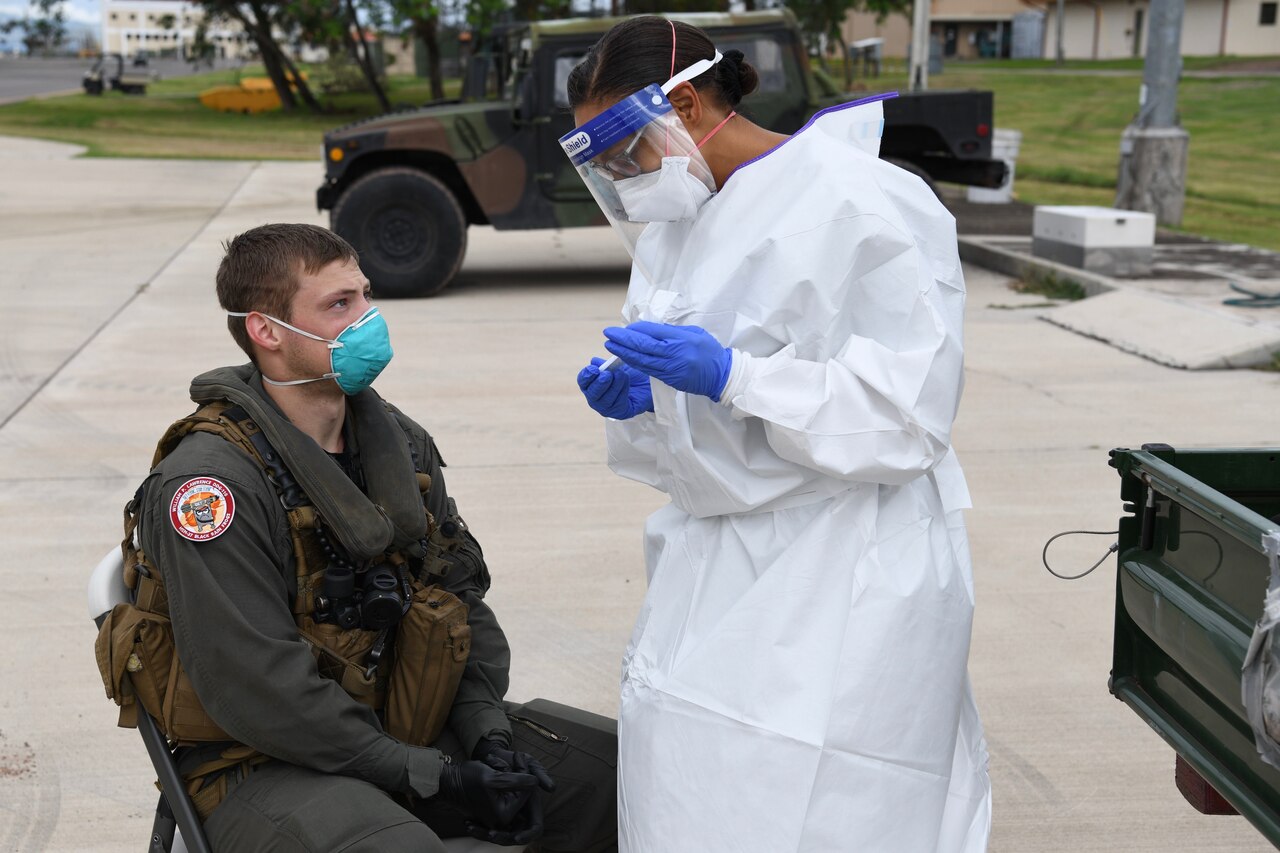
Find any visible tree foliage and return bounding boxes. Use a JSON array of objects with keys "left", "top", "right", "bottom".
[
  {"left": 383, "top": 0, "right": 448, "bottom": 100},
  {"left": 0, "top": 0, "right": 67, "bottom": 56},
  {"left": 624, "top": 0, "right": 726, "bottom": 12},
  {"left": 191, "top": 0, "right": 324, "bottom": 111},
  {"left": 785, "top": 0, "right": 907, "bottom": 88}
]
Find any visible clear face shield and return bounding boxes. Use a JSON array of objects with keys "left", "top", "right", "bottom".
[{"left": 560, "top": 52, "right": 727, "bottom": 267}]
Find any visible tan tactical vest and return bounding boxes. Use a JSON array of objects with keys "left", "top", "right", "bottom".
[{"left": 95, "top": 402, "right": 472, "bottom": 815}]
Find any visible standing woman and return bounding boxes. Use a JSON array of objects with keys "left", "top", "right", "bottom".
[{"left": 568, "top": 16, "right": 991, "bottom": 853}]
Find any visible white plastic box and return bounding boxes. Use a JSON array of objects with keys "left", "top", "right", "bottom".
[{"left": 1032, "top": 205, "right": 1156, "bottom": 276}]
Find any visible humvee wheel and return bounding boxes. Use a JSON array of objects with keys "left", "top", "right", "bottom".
[{"left": 331, "top": 167, "right": 467, "bottom": 299}]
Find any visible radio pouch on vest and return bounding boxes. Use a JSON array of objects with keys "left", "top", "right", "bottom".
[{"left": 386, "top": 583, "right": 472, "bottom": 746}]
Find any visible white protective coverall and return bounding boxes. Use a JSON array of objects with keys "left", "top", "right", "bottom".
[{"left": 605, "top": 99, "right": 992, "bottom": 852}]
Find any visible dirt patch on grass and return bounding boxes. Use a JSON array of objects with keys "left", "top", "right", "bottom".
[{"left": 1212, "top": 58, "right": 1280, "bottom": 72}]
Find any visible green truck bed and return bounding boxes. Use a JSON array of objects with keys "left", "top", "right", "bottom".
[{"left": 1110, "top": 445, "right": 1280, "bottom": 844}]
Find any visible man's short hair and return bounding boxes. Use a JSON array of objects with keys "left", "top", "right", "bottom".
[{"left": 217, "top": 223, "right": 359, "bottom": 362}]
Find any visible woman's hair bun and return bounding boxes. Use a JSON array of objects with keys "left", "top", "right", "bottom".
[{"left": 718, "top": 49, "right": 759, "bottom": 106}]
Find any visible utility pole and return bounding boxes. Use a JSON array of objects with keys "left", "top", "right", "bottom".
[
  {"left": 1055, "top": 0, "right": 1065, "bottom": 64},
  {"left": 909, "top": 0, "right": 930, "bottom": 91},
  {"left": 1115, "top": 0, "right": 1189, "bottom": 225}
]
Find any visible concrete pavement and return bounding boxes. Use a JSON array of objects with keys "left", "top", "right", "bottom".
[{"left": 2, "top": 142, "right": 1278, "bottom": 851}]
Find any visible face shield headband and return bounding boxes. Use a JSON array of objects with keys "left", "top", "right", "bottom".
[{"left": 558, "top": 50, "right": 725, "bottom": 174}]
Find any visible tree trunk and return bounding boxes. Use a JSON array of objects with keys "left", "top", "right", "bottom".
[
  {"left": 413, "top": 18, "right": 444, "bottom": 101},
  {"left": 277, "top": 49, "right": 323, "bottom": 112},
  {"left": 832, "top": 29, "right": 852, "bottom": 90},
  {"left": 238, "top": 4, "right": 298, "bottom": 110},
  {"left": 343, "top": 0, "right": 391, "bottom": 112}
]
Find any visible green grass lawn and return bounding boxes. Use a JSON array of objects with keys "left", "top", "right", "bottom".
[
  {"left": 948, "top": 54, "right": 1280, "bottom": 72},
  {"left": 0, "top": 66, "right": 457, "bottom": 160},
  {"left": 935, "top": 66, "right": 1280, "bottom": 250},
  {"left": 1, "top": 59, "right": 1276, "bottom": 249}
]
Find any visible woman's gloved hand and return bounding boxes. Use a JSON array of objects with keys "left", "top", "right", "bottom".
[
  {"left": 603, "top": 321, "right": 733, "bottom": 401},
  {"left": 577, "top": 357, "right": 654, "bottom": 419}
]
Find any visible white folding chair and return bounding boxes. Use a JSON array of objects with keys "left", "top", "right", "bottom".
[{"left": 88, "top": 548, "right": 509, "bottom": 853}]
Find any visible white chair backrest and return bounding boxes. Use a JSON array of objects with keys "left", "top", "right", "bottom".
[{"left": 88, "top": 547, "right": 129, "bottom": 621}]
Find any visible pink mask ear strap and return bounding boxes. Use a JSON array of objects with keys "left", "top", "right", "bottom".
[
  {"left": 696, "top": 111, "right": 737, "bottom": 150},
  {"left": 669, "top": 20, "right": 677, "bottom": 78},
  {"left": 666, "top": 21, "right": 678, "bottom": 156}
]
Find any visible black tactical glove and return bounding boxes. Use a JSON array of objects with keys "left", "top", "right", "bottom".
[
  {"left": 473, "top": 737, "right": 557, "bottom": 792},
  {"left": 437, "top": 759, "right": 537, "bottom": 830},
  {"left": 463, "top": 748, "right": 551, "bottom": 846}
]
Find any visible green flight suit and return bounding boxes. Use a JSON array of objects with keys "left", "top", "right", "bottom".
[{"left": 140, "top": 365, "right": 616, "bottom": 852}]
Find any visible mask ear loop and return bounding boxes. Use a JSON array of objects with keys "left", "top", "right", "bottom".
[
  {"left": 666, "top": 20, "right": 676, "bottom": 157},
  {"left": 227, "top": 310, "right": 344, "bottom": 386},
  {"left": 696, "top": 111, "right": 736, "bottom": 150},
  {"left": 668, "top": 20, "right": 677, "bottom": 78}
]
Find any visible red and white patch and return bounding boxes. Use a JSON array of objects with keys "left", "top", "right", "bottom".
[{"left": 169, "top": 477, "right": 236, "bottom": 542}]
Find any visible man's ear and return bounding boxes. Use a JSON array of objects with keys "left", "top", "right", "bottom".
[
  {"left": 666, "top": 82, "right": 704, "bottom": 130},
  {"left": 244, "top": 312, "right": 283, "bottom": 354}
]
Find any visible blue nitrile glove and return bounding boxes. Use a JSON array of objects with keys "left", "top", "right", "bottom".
[
  {"left": 576, "top": 357, "right": 655, "bottom": 419},
  {"left": 603, "top": 321, "right": 733, "bottom": 402}
]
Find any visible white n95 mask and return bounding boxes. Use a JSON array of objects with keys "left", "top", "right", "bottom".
[{"left": 615, "top": 156, "right": 713, "bottom": 223}]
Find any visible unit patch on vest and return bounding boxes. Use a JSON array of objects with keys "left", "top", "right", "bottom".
[{"left": 170, "top": 477, "right": 236, "bottom": 541}]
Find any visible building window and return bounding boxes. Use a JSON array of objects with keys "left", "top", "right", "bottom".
[
  {"left": 1262, "top": 2, "right": 1278, "bottom": 24},
  {"left": 110, "top": 12, "right": 117, "bottom": 19}
]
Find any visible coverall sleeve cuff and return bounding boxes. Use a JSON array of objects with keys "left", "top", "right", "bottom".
[
  {"left": 718, "top": 349, "right": 754, "bottom": 407},
  {"left": 403, "top": 745, "right": 446, "bottom": 799},
  {"left": 453, "top": 706, "right": 514, "bottom": 758}
]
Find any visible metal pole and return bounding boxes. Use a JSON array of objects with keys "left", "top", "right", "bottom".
[
  {"left": 1055, "top": 0, "right": 1065, "bottom": 64},
  {"left": 1138, "top": 0, "right": 1184, "bottom": 128},
  {"left": 909, "top": 0, "right": 930, "bottom": 91},
  {"left": 1116, "top": 0, "right": 1189, "bottom": 225}
]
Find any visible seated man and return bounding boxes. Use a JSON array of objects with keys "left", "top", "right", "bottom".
[{"left": 97, "top": 223, "right": 616, "bottom": 853}]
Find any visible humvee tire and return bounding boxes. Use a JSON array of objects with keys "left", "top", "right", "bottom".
[{"left": 331, "top": 167, "right": 467, "bottom": 299}]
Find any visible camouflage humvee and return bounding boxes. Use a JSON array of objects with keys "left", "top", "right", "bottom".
[{"left": 317, "top": 10, "right": 1004, "bottom": 298}]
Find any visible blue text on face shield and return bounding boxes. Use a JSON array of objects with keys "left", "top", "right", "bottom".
[{"left": 558, "top": 85, "right": 672, "bottom": 166}]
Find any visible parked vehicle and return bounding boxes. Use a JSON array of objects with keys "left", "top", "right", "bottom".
[
  {"left": 317, "top": 10, "right": 1007, "bottom": 298},
  {"left": 83, "top": 54, "right": 149, "bottom": 96},
  {"left": 1109, "top": 444, "right": 1280, "bottom": 844}
]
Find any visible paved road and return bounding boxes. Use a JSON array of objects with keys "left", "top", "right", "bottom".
[
  {"left": 0, "top": 56, "right": 235, "bottom": 104},
  {"left": 1, "top": 141, "right": 1278, "bottom": 852}
]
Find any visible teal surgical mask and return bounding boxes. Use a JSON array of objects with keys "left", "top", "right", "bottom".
[{"left": 228, "top": 306, "right": 393, "bottom": 395}]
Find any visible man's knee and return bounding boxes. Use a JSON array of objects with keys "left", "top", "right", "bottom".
[
  {"left": 204, "top": 761, "right": 445, "bottom": 853},
  {"left": 345, "top": 818, "right": 446, "bottom": 853}
]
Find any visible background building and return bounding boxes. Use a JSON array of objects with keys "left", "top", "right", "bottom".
[
  {"left": 101, "top": 0, "right": 252, "bottom": 60},
  {"left": 842, "top": 0, "right": 1279, "bottom": 60}
]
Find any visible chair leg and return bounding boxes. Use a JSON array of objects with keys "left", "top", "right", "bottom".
[
  {"left": 136, "top": 710, "right": 214, "bottom": 853},
  {"left": 149, "top": 793, "right": 176, "bottom": 853}
]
